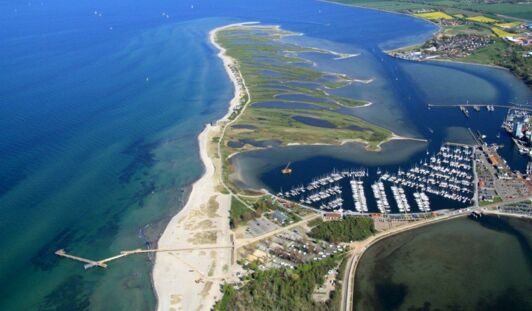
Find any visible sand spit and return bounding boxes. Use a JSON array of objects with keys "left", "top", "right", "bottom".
[{"left": 152, "top": 23, "right": 250, "bottom": 311}]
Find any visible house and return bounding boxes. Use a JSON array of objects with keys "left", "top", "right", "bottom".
[{"left": 323, "top": 212, "right": 343, "bottom": 221}]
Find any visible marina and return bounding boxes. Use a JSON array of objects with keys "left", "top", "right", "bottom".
[
  {"left": 391, "top": 185, "right": 411, "bottom": 213},
  {"left": 372, "top": 182, "right": 391, "bottom": 213},
  {"left": 413, "top": 192, "right": 431, "bottom": 212},
  {"left": 381, "top": 144, "right": 475, "bottom": 205},
  {"left": 277, "top": 144, "right": 475, "bottom": 214},
  {"left": 350, "top": 179, "right": 368, "bottom": 212}
]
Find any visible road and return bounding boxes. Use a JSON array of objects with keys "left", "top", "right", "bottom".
[
  {"left": 340, "top": 250, "right": 358, "bottom": 311},
  {"left": 214, "top": 49, "right": 256, "bottom": 212},
  {"left": 340, "top": 196, "right": 531, "bottom": 311}
]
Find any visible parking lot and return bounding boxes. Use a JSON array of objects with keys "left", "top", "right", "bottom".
[{"left": 244, "top": 217, "right": 279, "bottom": 238}]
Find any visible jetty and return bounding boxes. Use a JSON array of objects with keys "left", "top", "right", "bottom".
[
  {"left": 429, "top": 103, "right": 532, "bottom": 112},
  {"left": 55, "top": 249, "right": 108, "bottom": 269},
  {"left": 56, "top": 244, "right": 233, "bottom": 269},
  {"left": 460, "top": 106, "right": 470, "bottom": 118}
]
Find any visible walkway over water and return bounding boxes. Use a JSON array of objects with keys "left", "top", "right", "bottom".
[
  {"left": 428, "top": 104, "right": 532, "bottom": 112},
  {"left": 56, "top": 244, "right": 233, "bottom": 269}
]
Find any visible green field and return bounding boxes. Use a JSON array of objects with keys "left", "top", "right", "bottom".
[
  {"left": 229, "top": 196, "right": 254, "bottom": 228},
  {"left": 332, "top": 0, "right": 532, "bottom": 20},
  {"left": 216, "top": 25, "right": 392, "bottom": 156},
  {"left": 462, "top": 39, "right": 532, "bottom": 85},
  {"left": 229, "top": 196, "right": 278, "bottom": 228}
]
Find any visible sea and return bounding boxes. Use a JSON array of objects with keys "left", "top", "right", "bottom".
[{"left": 0, "top": 0, "right": 530, "bottom": 310}]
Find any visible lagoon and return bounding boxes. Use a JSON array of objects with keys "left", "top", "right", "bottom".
[{"left": 353, "top": 216, "right": 532, "bottom": 310}]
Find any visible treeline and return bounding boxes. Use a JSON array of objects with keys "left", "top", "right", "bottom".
[
  {"left": 473, "top": 40, "right": 532, "bottom": 88},
  {"left": 498, "top": 44, "right": 532, "bottom": 87},
  {"left": 308, "top": 217, "right": 375, "bottom": 243},
  {"left": 215, "top": 255, "right": 344, "bottom": 311}
]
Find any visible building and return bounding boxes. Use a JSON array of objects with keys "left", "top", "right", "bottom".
[
  {"left": 488, "top": 154, "right": 499, "bottom": 167},
  {"left": 323, "top": 212, "right": 343, "bottom": 221},
  {"left": 514, "top": 121, "right": 524, "bottom": 138}
]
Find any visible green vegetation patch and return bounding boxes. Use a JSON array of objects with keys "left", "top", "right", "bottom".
[
  {"left": 214, "top": 254, "right": 344, "bottom": 311},
  {"left": 229, "top": 196, "right": 255, "bottom": 228},
  {"left": 230, "top": 196, "right": 278, "bottom": 228},
  {"left": 331, "top": 0, "right": 532, "bottom": 20},
  {"left": 329, "top": 1, "right": 531, "bottom": 87},
  {"left": 215, "top": 25, "right": 392, "bottom": 156},
  {"left": 463, "top": 39, "right": 532, "bottom": 86},
  {"left": 227, "top": 107, "right": 390, "bottom": 150},
  {"left": 309, "top": 216, "right": 376, "bottom": 243},
  {"left": 480, "top": 196, "right": 503, "bottom": 206}
]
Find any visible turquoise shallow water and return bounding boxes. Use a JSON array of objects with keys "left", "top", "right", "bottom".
[
  {"left": 1, "top": 0, "right": 530, "bottom": 310},
  {"left": 0, "top": 15, "right": 234, "bottom": 310}
]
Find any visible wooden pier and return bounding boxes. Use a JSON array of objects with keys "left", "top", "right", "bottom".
[
  {"left": 56, "top": 244, "right": 233, "bottom": 269},
  {"left": 55, "top": 249, "right": 108, "bottom": 269}
]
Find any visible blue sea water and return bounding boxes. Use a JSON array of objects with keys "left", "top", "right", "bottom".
[{"left": 0, "top": 0, "right": 530, "bottom": 310}]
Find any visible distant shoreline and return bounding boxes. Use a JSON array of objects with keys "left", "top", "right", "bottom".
[{"left": 321, "top": 0, "right": 523, "bottom": 78}]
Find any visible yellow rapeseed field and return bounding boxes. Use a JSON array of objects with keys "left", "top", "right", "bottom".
[
  {"left": 414, "top": 11, "right": 454, "bottom": 20},
  {"left": 467, "top": 15, "right": 498, "bottom": 23},
  {"left": 491, "top": 27, "right": 515, "bottom": 38},
  {"left": 495, "top": 21, "right": 522, "bottom": 29}
]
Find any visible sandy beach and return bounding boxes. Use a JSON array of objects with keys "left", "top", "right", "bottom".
[{"left": 152, "top": 23, "right": 249, "bottom": 311}]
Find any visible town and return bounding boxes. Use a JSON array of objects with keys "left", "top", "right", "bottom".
[{"left": 387, "top": 9, "right": 532, "bottom": 86}]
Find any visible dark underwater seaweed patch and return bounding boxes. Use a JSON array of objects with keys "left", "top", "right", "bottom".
[
  {"left": 38, "top": 275, "right": 91, "bottom": 311},
  {"left": 119, "top": 139, "right": 158, "bottom": 183},
  {"left": 475, "top": 216, "right": 532, "bottom": 270},
  {"left": 31, "top": 227, "right": 84, "bottom": 271},
  {"left": 375, "top": 281, "right": 408, "bottom": 310}
]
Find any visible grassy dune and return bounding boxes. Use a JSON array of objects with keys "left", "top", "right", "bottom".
[{"left": 216, "top": 25, "right": 391, "bottom": 155}]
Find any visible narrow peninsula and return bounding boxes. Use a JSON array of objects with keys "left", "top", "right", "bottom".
[{"left": 153, "top": 23, "right": 396, "bottom": 311}]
